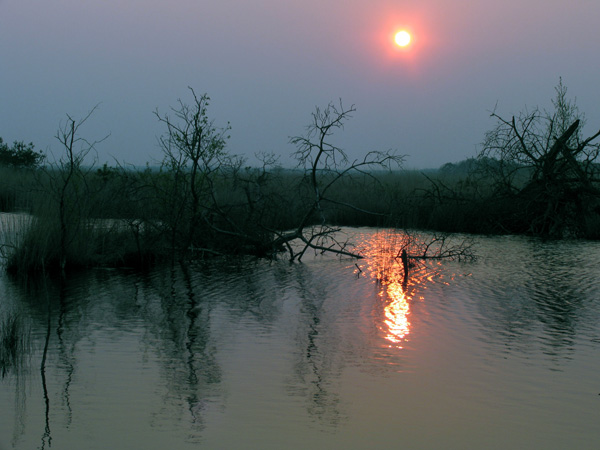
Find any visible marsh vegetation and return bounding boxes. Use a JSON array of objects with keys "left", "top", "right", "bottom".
[
  {"left": 1, "top": 81, "right": 599, "bottom": 275},
  {"left": 0, "top": 310, "right": 31, "bottom": 380}
]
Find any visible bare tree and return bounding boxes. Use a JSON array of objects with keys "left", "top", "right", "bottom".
[
  {"left": 154, "top": 95, "right": 474, "bottom": 264},
  {"left": 271, "top": 101, "right": 404, "bottom": 261},
  {"left": 479, "top": 79, "right": 600, "bottom": 236},
  {"left": 50, "top": 106, "right": 108, "bottom": 270},
  {"left": 154, "top": 88, "right": 231, "bottom": 257},
  {"left": 154, "top": 97, "right": 405, "bottom": 261}
]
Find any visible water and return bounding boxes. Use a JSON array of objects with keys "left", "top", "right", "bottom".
[{"left": 1, "top": 229, "right": 599, "bottom": 449}]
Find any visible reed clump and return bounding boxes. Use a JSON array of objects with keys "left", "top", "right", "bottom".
[{"left": 0, "top": 312, "right": 31, "bottom": 378}]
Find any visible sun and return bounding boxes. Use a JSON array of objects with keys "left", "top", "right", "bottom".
[{"left": 394, "top": 30, "right": 411, "bottom": 47}]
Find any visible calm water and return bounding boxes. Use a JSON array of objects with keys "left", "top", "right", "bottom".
[{"left": 1, "top": 228, "right": 599, "bottom": 449}]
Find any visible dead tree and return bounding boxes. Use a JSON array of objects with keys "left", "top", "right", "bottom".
[
  {"left": 154, "top": 94, "right": 475, "bottom": 263},
  {"left": 50, "top": 106, "right": 108, "bottom": 270},
  {"left": 154, "top": 88, "right": 231, "bottom": 258},
  {"left": 270, "top": 101, "right": 404, "bottom": 261},
  {"left": 480, "top": 79, "right": 600, "bottom": 236}
]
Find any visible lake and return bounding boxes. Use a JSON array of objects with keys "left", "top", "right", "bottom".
[{"left": 1, "top": 228, "right": 599, "bottom": 449}]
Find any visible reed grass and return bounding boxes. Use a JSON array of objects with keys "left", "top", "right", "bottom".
[
  {"left": 0, "top": 312, "right": 31, "bottom": 378},
  {"left": 0, "top": 166, "right": 37, "bottom": 212},
  {"left": 2, "top": 159, "right": 599, "bottom": 275}
]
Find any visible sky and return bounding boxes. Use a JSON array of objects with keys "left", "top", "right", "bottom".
[{"left": 1, "top": 0, "right": 600, "bottom": 169}]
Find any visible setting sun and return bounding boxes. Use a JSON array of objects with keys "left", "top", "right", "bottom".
[{"left": 394, "top": 30, "right": 411, "bottom": 47}]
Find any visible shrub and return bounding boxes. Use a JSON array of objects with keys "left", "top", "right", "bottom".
[{"left": 0, "top": 137, "right": 45, "bottom": 168}]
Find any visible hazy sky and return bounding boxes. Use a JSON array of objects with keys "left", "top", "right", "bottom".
[{"left": 1, "top": 0, "right": 599, "bottom": 169}]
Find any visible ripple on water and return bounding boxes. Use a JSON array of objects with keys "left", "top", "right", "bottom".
[{"left": 2, "top": 230, "right": 600, "bottom": 449}]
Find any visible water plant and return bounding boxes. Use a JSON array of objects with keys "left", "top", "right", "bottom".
[{"left": 0, "top": 312, "right": 31, "bottom": 378}]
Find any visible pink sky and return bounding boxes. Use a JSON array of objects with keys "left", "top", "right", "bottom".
[{"left": 1, "top": 0, "right": 599, "bottom": 168}]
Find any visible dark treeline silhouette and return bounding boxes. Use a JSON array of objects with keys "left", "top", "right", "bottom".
[
  {"left": 1, "top": 81, "right": 599, "bottom": 275},
  {"left": 0, "top": 97, "right": 405, "bottom": 273}
]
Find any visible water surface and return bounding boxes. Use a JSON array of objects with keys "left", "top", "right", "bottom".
[{"left": 1, "top": 229, "right": 599, "bottom": 449}]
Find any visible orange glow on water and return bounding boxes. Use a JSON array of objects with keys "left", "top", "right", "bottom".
[
  {"left": 381, "top": 281, "right": 410, "bottom": 345},
  {"left": 355, "top": 229, "right": 449, "bottom": 349},
  {"left": 358, "top": 230, "right": 424, "bottom": 348}
]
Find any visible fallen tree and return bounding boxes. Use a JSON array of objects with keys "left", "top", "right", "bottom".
[{"left": 153, "top": 94, "right": 478, "bottom": 263}]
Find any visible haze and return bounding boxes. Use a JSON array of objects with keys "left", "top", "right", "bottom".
[{"left": 1, "top": 0, "right": 599, "bottom": 169}]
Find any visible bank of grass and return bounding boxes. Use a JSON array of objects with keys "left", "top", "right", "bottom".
[
  {"left": 3, "top": 207, "right": 170, "bottom": 274},
  {"left": 2, "top": 162, "right": 599, "bottom": 275},
  {"left": 2, "top": 167, "right": 166, "bottom": 273},
  {"left": 0, "top": 164, "right": 509, "bottom": 273},
  {"left": 0, "top": 166, "right": 395, "bottom": 272},
  {"left": 4, "top": 214, "right": 153, "bottom": 274}
]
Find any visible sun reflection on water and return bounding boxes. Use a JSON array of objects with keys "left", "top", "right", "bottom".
[
  {"left": 356, "top": 230, "right": 442, "bottom": 349},
  {"left": 381, "top": 282, "right": 410, "bottom": 346}
]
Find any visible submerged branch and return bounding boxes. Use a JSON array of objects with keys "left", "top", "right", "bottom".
[{"left": 396, "top": 233, "right": 476, "bottom": 262}]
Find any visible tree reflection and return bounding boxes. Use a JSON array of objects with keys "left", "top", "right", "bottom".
[
  {"left": 0, "top": 307, "right": 31, "bottom": 447},
  {"left": 2, "top": 231, "right": 599, "bottom": 448},
  {"left": 128, "top": 264, "right": 223, "bottom": 439},
  {"left": 0, "top": 275, "right": 58, "bottom": 449},
  {"left": 287, "top": 263, "right": 344, "bottom": 428},
  {"left": 465, "top": 237, "right": 600, "bottom": 364},
  {"left": 0, "top": 266, "right": 228, "bottom": 446},
  {"left": 39, "top": 283, "right": 52, "bottom": 450},
  {"left": 0, "top": 230, "right": 467, "bottom": 446}
]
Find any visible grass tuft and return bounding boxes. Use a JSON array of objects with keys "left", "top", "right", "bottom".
[{"left": 0, "top": 312, "right": 31, "bottom": 378}]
